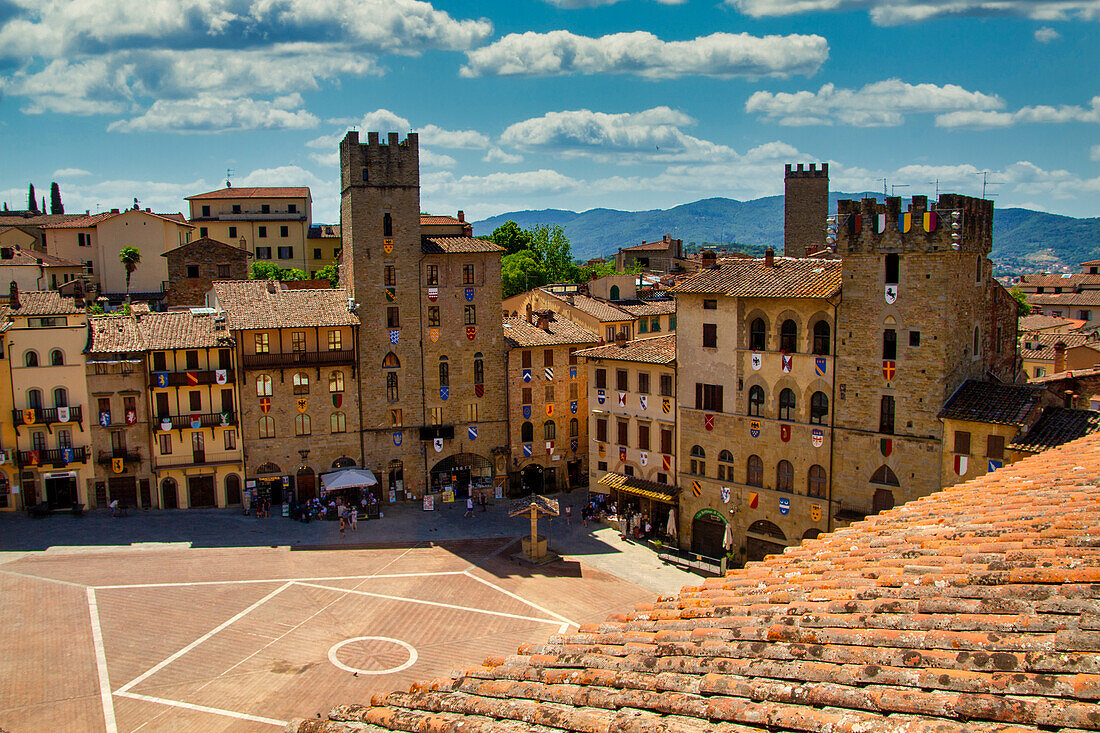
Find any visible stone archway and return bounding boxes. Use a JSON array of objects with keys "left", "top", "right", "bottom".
[
  {"left": 429, "top": 453, "right": 492, "bottom": 498},
  {"left": 690, "top": 509, "right": 727, "bottom": 559},
  {"left": 746, "top": 519, "right": 787, "bottom": 562}
]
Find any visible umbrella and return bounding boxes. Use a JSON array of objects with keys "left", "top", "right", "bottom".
[
  {"left": 722, "top": 520, "right": 734, "bottom": 551},
  {"left": 666, "top": 508, "right": 677, "bottom": 542}
]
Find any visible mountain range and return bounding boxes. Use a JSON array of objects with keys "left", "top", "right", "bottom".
[{"left": 472, "top": 193, "right": 1100, "bottom": 273}]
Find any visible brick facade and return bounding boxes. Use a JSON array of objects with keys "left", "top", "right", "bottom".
[
  {"left": 783, "top": 163, "right": 828, "bottom": 258},
  {"left": 164, "top": 237, "right": 249, "bottom": 307}
]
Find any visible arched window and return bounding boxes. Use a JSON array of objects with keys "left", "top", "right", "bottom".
[
  {"left": 53, "top": 388, "right": 68, "bottom": 407},
  {"left": 808, "top": 465, "right": 826, "bottom": 497},
  {"left": 780, "top": 319, "right": 798, "bottom": 353},
  {"left": 778, "top": 388, "right": 796, "bottom": 421},
  {"left": 383, "top": 212, "right": 393, "bottom": 237},
  {"left": 609, "top": 284, "right": 620, "bottom": 300},
  {"left": 885, "top": 253, "right": 899, "bottom": 285},
  {"left": 329, "top": 370, "right": 344, "bottom": 393},
  {"left": 439, "top": 355, "right": 449, "bottom": 387},
  {"left": 258, "top": 416, "right": 275, "bottom": 438},
  {"left": 746, "top": 454, "right": 763, "bottom": 487},
  {"left": 382, "top": 352, "right": 400, "bottom": 368},
  {"left": 717, "top": 449, "right": 735, "bottom": 480},
  {"left": 27, "top": 388, "right": 42, "bottom": 408},
  {"left": 544, "top": 420, "right": 556, "bottom": 440},
  {"left": 870, "top": 465, "right": 899, "bottom": 486},
  {"left": 331, "top": 412, "right": 346, "bottom": 433},
  {"left": 569, "top": 417, "right": 579, "bottom": 437},
  {"left": 748, "top": 520, "right": 786, "bottom": 540},
  {"left": 473, "top": 352, "right": 484, "bottom": 386},
  {"left": 810, "top": 391, "right": 828, "bottom": 424},
  {"left": 689, "top": 445, "right": 706, "bottom": 476},
  {"left": 386, "top": 372, "right": 399, "bottom": 402},
  {"left": 973, "top": 326, "right": 980, "bottom": 355},
  {"left": 293, "top": 372, "right": 309, "bottom": 395},
  {"left": 776, "top": 460, "right": 794, "bottom": 493},
  {"left": 256, "top": 375, "right": 272, "bottom": 396},
  {"left": 24, "top": 350, "right": 38, "bottom": 367},
  {"left": 295, "top": 413, "right": 311, "bottom": 436},
  {"left": 49, "top": 349, "right": 64, "bottom": 366},
  {"left": 812, "top": 320, "right": 830, "bottom": 355},
  {"left": 749, "top": 318, "right": 766, "bottom": 351},
  {"left": 521, "top": 421, "right": 533, "bottom": 443},
  {"left": 748, "top": 385, "right": 765, "bottom": 416}
]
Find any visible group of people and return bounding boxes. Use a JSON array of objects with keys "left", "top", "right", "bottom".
[{"left": 249, "top": 496, "right": 272, "bottom": 518}]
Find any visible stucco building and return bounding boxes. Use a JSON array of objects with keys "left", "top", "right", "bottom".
[
  {"left": 504, "top": 287, "right": 635, "bottom": 343},
  {"left": 0, "top": 247, "right": 83, "bottom": 292}
]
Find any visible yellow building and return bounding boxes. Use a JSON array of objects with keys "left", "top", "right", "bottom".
[
  {"left": 0, "top": 308, "right": 17, "bottom": 510},
  {"left": 136, "top": 308, "right": 244, "bottom": 508},
  {"left": 187, "top": 187, "right": 312, "bottom": 276},
  {"left": 1020, "top": 331, "right": 1100, "bottom": 379},
  {"left": 6, "top": 288, "right": 93, "bottom": 509},
  {"left": 504, "top": 287, "right": 635, "bottom": 343}
]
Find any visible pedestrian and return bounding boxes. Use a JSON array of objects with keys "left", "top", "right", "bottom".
[
  {"left": 339, "top": 514, "right": 346, "bottom": 538},
  {"left": 464, "top": 496, "right": 474, "bottom": 518},
  {"left": 479, "top": 493, "right": 487, "bottom": 512},
  {"left": 581, "top": 504, "right": 588, "bottom": 528},
  {"left": 565, "top": 504, "right": 572, "bottom": 525},
  {"left": 350, "top": 507, "right": 358, "bottom": 530}
]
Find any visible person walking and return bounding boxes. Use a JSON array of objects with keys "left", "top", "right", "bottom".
[
  {"left": 339, "top": 513, "right": 346, "bottom": 538},
  {"left": 350, "top": 507, "right": 358, "bottom": 530},
  {"left": 464, "top": 496, "right": 475, "bottom": 518},
  {"left": 565, "top": 504, "right": 572, "bottom": 525}
]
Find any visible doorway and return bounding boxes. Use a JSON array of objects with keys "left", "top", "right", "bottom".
[
  {"left": 45, "top": 474, "right": 77, "bottom": 509},
  {"left": 296, "top": 468, "right": 316, "bottom": 502},
  {"left": 108, "top": 476, "right": 137, "bottom": 507},
  {"left": 521, "top": 464, "right": 544, "bottom": 495},
  {"left": 567, "top": 459, "right": 582, "bottom": 488},
  {"left": 690, "top": 512, "right": 726, "bottom": 558},
  {"left": 429, "top": 453, "right": 492, "bottom": 498},
  {"left": 188, "top": 475, "right": 216, "bottom": 508},
  {"left": 161, "top": 478, "right": 178, "bottom": 509}
]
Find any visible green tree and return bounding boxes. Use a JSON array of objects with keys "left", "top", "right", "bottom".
[
  {"left": 49, "top": 182, "right": 63, "bottom": 214},
  {"left": 316, "top": 262, "right": 339, "bottom": 287},
  {"left": 27, "top": 183, "right": 37, "bottom": 213},
  {"left": 118, "top": 246, "right": 142, "bottom": 303},
  {"left": 1010, "top": 286, "right": 1032, "bottom": 316},
  {"left": 501, "top": 251, "right": 549, "bottom": 299},
  {"left": 249, "top": 262, "right": 307, "bottom": 281},
  {"left": 530, "top": 224, "right": 576, "bottom": 282},
  {"left": 491, "top": 220, "right": 533, "bottom": 255},
  {"left": 280, "top": 268, "right": 308, "bottom": 281}
]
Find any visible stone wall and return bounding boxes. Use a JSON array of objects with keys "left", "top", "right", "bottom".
[
  {"left": 783, "top": 163, "right": 828, "bottom": 258},
  {"left": 165, "top": 239, "right": 249, "bottom": 307}
]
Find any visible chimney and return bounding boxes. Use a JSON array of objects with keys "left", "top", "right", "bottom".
[
  {"left": 701, "top": 249, "right": 716, "bottom": 269},
  {"left": 537, "top": 313, "right": 550, "bottom": 331},
  {"left": 110, "top": 208, "right": 119, "bottom": 214},
  {"left": 764, "top": 247, "right": 775, "bottom": 267},
  {"left": 525, "top": 303, "right": 533, "bottom": 324},
  {"left": 1064, "top": 389, "right": 1074, "bottom": 408},
  {"left": 615, "top": 329, "right": 628, "bottom": 347},
  {"left": 72, "top": 279, "right": 84, "bottom": 308},
  {"left": 457, "top": 210, "right": 465, "bottom": 222},
  {"left": 1054, "top": 341, "right": 1066, "bottom": 373},
  {"left": 8, "top": 281, "right": 19, "bottom": 310}
]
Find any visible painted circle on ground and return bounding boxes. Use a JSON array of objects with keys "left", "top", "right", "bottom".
[{"left": 327, "top": 636, "right": 418, "bottom": 675}]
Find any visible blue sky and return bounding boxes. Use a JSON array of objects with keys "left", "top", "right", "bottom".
[{"left": 1, "top": 0, "right": 1098, "bottom": 225}]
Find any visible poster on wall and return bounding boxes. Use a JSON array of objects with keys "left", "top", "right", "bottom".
[
  {"left": 423, "top": 495, "right": 435, "bottom": 511},
  {"left": 388, "top": 490, "right": 396, "bottom": 503}
]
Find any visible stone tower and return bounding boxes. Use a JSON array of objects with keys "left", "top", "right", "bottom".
[
  {"left": 830, "top": 193, "right": 1017, "bottom": 516},
  {"left": 340, "top": 131, "right": 426, "bottom": 492},
  {"left": 783, "top": 163, "right": 829, "bottom": 257}
]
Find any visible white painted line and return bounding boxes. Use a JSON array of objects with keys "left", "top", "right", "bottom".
[
  {"left": 462, "top": 570, "right": 578, "bottom": 629},
  {"left": 87, "top": 588, "right": 118, "bottom": 733},
  {"left": 94, "top": 570, "right": 466, "bottom": 590},
  {"left": 327, "top": 636, "right": 418, "bottom": 675},
  {"left": 115, "top": 582, "right": 293, "bottom": 695},
  {"left": 294, "top": 581, "right": 565, "bottom": 625},
  {"left": 115, "top": 691, "right": 285, "bottom": 727},
  {"left": 0, "top": 568, "right": 88, "bottom": 588}
]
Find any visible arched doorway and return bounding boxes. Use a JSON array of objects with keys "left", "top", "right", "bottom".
[
  {"left": 521, "top": 464, "right": 544, "bottom": 495},
  {"left": 296, "top": 467, "right": 316, "bottom": 502},
  {"left": 161, "top": 478, "right": 178, "bottom": 509},
  {"left": 609, "top": 284, "right": 620, "bottom": 300},
  {"left": 802, "top": 528, "right": 822, "bottom": 540},
  {"left": 746, "top": 519, "right": 787, "bottom": 562},
  {"left": 690, "top": 509, "right": 727, "bottom": 559},
  {"left": 254, "top": 462, "right": 284, "bottom": 504},
  {"left": 225, "top": 474, "right": 241, "bottom": 505},
  {"left": 429, "top": 453, "right": 492, "bottom": 498},
  {"left": 332, "top": 456, "right": 356, "bottom": 469}
]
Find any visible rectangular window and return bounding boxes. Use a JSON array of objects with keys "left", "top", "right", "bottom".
[
  {"left": 465, "top": 403, "right": 479, "bottom": 422},
  {"left": 568, "top": 347, "right": 578, "bottom": 365},
  {"left": 384, "top": 265, "right": 396, "bottom": 286},
  {"left": 464, "top": 305, "right": 476, "bottom": 325},
  {"left": 544, "top": 385, "right": 554, "bottom": 402},
  {"left": 98, "top": 397, "right": 111, "bottom": 416},
  {"left": 124, "top": 395, "right": 136, "bottom": 414},
  {"left": 543, "top": 349, "right": 554, "bottom": 367},
  {"left": 522, "top": 387, "right": 532, "bottom": 404},
  {"left": 637, "top": 372, "right": 650, "bottom": 394},
  {"left": 387, "top": 307, "right": 400, "bottom": 328},
  {"left": 703, "top": 299, "right": 718, "bottom": 310},
  {"left": 158, "top": 433, "right": 172, "bottom": 455},
  {"left": 217, "top": 264, "right": 231, "bottom": 278},
  {"left": 313, "top": 248, "right": 322, "bottom": 260},
  {"left": 909, "top": 331, "right": 921, "bottom": 347},
  {"left": 186, "top": 265, "right": 200, "bottom": 278},
  {"left": 880, "top": 395, "right": 896, "bottom": 434},
  {"left": 659, "top": 374, "right": 673, "bottom": 397},
  {"left": 650, "top": 317, "right": 660, "bottom": 332},
  {"left": 224, "top": 430, "right": 236, "bottom": 450},
  {"left": 596, "top": 418, "right": 608, "bottom": 442},
  {"left": 228, "top": 226, "right": 237, "bottom": 238},
  {"left": 427, "top": 306, "right": 440, "bottom": 326},
  {"left": 155, "top": 392, "right": 169, "bottom": 417},
  {"left": 987, "top": 434, "right": 1005, "bottom": 460},
  {"left": 232, "top": 204, "right": 242, "bottom": 214},
  {"left": 696, "top": 383, "right": 723, "bottom": 411},
  {"left": 189, "top": 391, "right": 201, "bottom": 411},
  {"left": 660, "top": 427, "right": 673, "bottom": 454},
  {"left": 221, "top": 388, "right": 233, "bottom": 413},
  {"left": 521, "top": 350, "right": 532, "bottom": 369},
  {"left": 463, "top": 264, "right": 475, "bottom": 284},
  {"left": 426, "top": 265, "right": 439, "bottom": 286},
  {"left": 287, "top": 204, "right": 297, "bottom": 214},
  {"left": 616, "top": 369, "right": 628, "bottom": 391},
  {"left": 277, "top": 246, "right": 293, "bottom": 260},
  {"left": 639, "top": 319, "right": 648, "bottom": 334},
  {"left": 185, "top": 350, "right": 199, "bottom": 369},
  {"left": 624, "top": 465, "right": 634, "bottom": 477},
  {"left": 569, "top": 382, "right": 578, "bottom": 399},
  {"left": 291, "top": 331, "right": 306, "bottom": 352},
  {"left": 256, "top": 247, "right": 271, "bottom": 259},
  {"left": 595, "top": 368, "right": 606, "bottom": 389},
  {"left": 703, "top": 323, "right": 717, "bottom": 348},
  {"left": 199, "top": 227, "right": 208, "bottom": 238},
  {"left": 598, "top": 461, "right": 607, "bottom": 471},
  {"left": 280, "top": 225, "right": 289, "bottom": 238},
  {"left": 883, "top": 329, "right": 897, "bottom": 360},
  {"left": 617, "top": 419, "right": 629, "bottom": 445},
  {"left": 669, "top": 315, "right": 676, "bottom": 331},
  {"left": 258, "top": 226, "right": 267, "bottom": 238},
  {"left": 328, "top": 330, "right": 342, "bottom": 350},
  {"left": 152, "top": 351, "right": 167, "bottom": 372},
  {"left": 954, "top": 430, "right": 971, "bottom": 454},
  {"left": 255, "top": 333, "right": 269, "bottom": 353},
  {"left": 606, "top": 326, "right": 615, "bottom": 342},
  {"left": 429, "top": 407, "right": 443, "bottom": 425},
  {"left": 638, "top": 423, "right": 650, "bottom": 450},
  {"left": 201, "top": 205, "right": 210, "bottom": 217}
]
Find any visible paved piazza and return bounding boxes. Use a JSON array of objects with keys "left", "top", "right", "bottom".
[{"left": 0, "top": 530, "right": 662, "bottom": 732}]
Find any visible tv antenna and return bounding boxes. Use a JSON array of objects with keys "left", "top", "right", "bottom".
[
  {"left": 890, "top": 184, "right": 910, "bottom": 196},
  {"left": 225, "top": 168, "right": 234, "bottom": 188},
  {"left": 976, "top": 171, "right": 1002, "bottom": 199},
  {"left": 875, "top": 178, "right": 887, "bottom": 196},
  {"left": 928, "top": 179, "right": 940, "bottom": 198}
]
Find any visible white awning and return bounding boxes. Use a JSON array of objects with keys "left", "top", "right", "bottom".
[{"left": 320, "top": 468, "right": 378, "bottom": 492}]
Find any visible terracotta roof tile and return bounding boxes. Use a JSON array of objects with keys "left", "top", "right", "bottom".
[
  {"left": 575, "top": 334, "right": 676, "bottom": 365},
  {"left": 88, "top": 315, "right": 145, "bottom": 353},
  {"left": 1019, "top": 273, "right": 1100, "bottom": 288},
  {"left": 185, "top": 187, "right": 311, "bottom": 200},
  {"left": 673, "top": 257, "right": 842, "bottom": 298},
  {"left": 161, "top": 236, "right": 251, "bottom": 258},
  {"left": 291, "top": 431, "right": 1100, "bottom": 733},
  {"left": 622, "top": 239, "right": 678, "bottom": 252},
  {"left": 1011, "top": 406, "right": 1100, "bottom": 453},
  {"left": 1, "top": 248, "right": 82, "bottom": 267},
  {"left": 212, "top": 280, "right": 358, "bottom": 330},
  {"left": 420, "top": 215, "right": 465, "bottom": 226},
  {"left": 308, "top": 224, "right": 341, "bottom": 239},
  {"left": 620, "top": 299, "right": 676, "bottom": 317},
  {"left": 1028, "top": 291, "right": 1100, "bottom": 307},
  {"left": 1020, "top": 331, "right": 1100, "bottom": 360},
  {"left": 543, "top": 291, "right": 633, "bottom": 322},
  {"left": 8, "top": 290, "right": 83, "bottom": 316},
  {"left": 939, "top": 379, "right": 1044, "bottom": 425},
  {"left": 502, "top": 316, "right": 599, "bottom": 348},
  {"left": 136, "top": 309, "right": 233, "bottom": 350},
  {"left": 421, "top": 236, "right": 504, "bottom": 254},
  {"left": 1018, "top": 314, "right": 1086, "bottom": 332},
  {"left": 38, "top": 209, "right": 193, "bottom": 229}
]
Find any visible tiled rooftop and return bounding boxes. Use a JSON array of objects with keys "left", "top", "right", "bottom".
[
  {"left": 291, "top": 431, "right": 1100, "bottom": 733},
  {"left": 420, "top": 215, "right": 465, "bottom": 226},
  {"left": 162, "top": 236, "right": 250, "bottom": 258},
  {"left": 38, "top": 209, "right": 192, "bottom": 229},
  {"left": 212, "top": 280, "right": 358, "bottom": 330},
  {"left": 88, "top": 314, "right": 145, "bottom": 353},
  {"left": 1018, "top": 314, "right": 1086, "bottom": 332},
  {"left": 1018, "top": 273, "right": 1100, "bottom": 289},
  {"left": 0, "top": 248, "right": 82, "bottom": 267},
  {"left": 620, "top": 299, "right": 676, "bottom": 317},
  {"left": 1011, "top": 406, "right": 1100, "bottom": 453},
  {"left": 1028, "top": 291, "right": 1100, "bottom": 307},
  {"left": 938, "top": 379, "right": 1043, "bottom": 425},
  {"left": 544, "top": 291, "right": 634, "bottom": 323},
  {"left": 421, "top": 236, "right": 504, "bottom": 254},
  {"left": 575, "top": 334, "right": 676, "bottom": 365},
  {"left": 185, "top": 187, "right": 311, "bottom": 200},
  {"left": 674, "top": 257, "right": 842, "bottom": 298},
  {"left": 502, "top": 316, "right": 599, "bottom": 348},
  {"left": 7, "top": 290, "right": 84, "bottom": 316},
  {"left": 136, "top": 309, "right": 233, "bottom": 350},
  {"left": 1020, "top": 331, "right": 1100, "bottom": 360}
]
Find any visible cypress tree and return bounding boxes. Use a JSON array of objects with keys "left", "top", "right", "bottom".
[
  {"left": 27, "top": 183, "right": 37, "bottom": 213},
  {"left": 50, "top": 182, "right": 64, "bottom": 214}
]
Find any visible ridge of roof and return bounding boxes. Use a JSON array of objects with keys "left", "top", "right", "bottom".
[
  {"left": 212, "top": 280, "right": 358, "bottom": 330},
  {"left": 186, "top": 187, "right": 311, "bottom": 200}
]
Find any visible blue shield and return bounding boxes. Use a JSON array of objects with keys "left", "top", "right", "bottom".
[
  {"left": 522, "top": 369, "right": 532, "bottom": 383},
  {"left": 988, "top": 459, "right": 1003, "bottom": 472},
  {"left": 779, "top": 497, "right": 790, "bottom": 515},
  {"left": 522, "top": 404, "right": 531, "bottom": 420},
  {"left": 815, "top": 357, "right": 826, "bottom": 377},
  {"left": 393, "top": 431, "right": 403, "bottom": 446},
  {"left": 389, "top": 329, "right": 399, "bottom": 344},
  {"left": 464, "top": 287, "right": 474, "bottom": 302},
  {"left": 190, "top": 416, "right": 202, "bottom": 430},
  {"left": 570, "top": 438, "right": 578, "bottom": 453},
  {"left": 154, "top": 372, "right": 168, "bottom": 388},
  {"left": 570, "top": 400, "right": 578, "bottom": 414},
  {"left": 569, "top": 366, "right": 577, "bottom": 380},
  {"left": 61, "top": 447, "right": 74, "bottom": 464},
  {"left": 468, "top": 425, "right": 477, "bottom": 440},
  {"left": 597, "top": 389, "right": 605, "bottom": 405},
  {"left": 522, "top": 443, "right": 532, "bottom": 457},
  {"left": 440, "top": 386, "right": 449, "bottom": 401},
  {"left": 99, "top": 411, "right": 111, "bottom": 427}
]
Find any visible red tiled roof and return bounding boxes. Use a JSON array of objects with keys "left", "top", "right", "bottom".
[
  {"left": 575, "top": 333, "right": 676, "bottom": 365},
  {"left": 502, "top": 316, "right": 599, "bottom": 348},
  {"left": 186, "top": 187, "right": 311, "bottom": 200},
  {"left": 39, "top": 209, "right": 194, "bottom": 229},
  {"left": 623, "top": 239, "right": 677, "bottom": 252},
  {"left": 212, "top": 280, "right": 358, "bottom": 329},
  {"left": 136, "top": 309, "right": 233, "bottom": 350},
  {"left": 938, "top": 378, "right": 1043, "bottom": 425},
  {"left": 1011, "top": 406, "right": 1100, "bottom": 453},
  {"left": 674, "top": 257, "right": 843, "bottom": 298},
  {"left": 291, "top": 431, "right": 1100, "bottom": 733},
  {"left": 8, "top": 290, "right": 84, "bottom": 316},
  {"left": 1020, "top": 331, "right": 1100, "bottom": 360},
  {"left": 1018, "top": 272, "right": 1100, "bottom": 288},
  {"left": 620, "top": 299, "right": 676, "bottom": 317},
  {"left": 1017, "top": 314, "right": 1086, "bottom": 332},
  {"left": 421, "top": 236, "right": 504, "bottom": 254},
  {"left": 1028, "top": 291, "right": 1100, "bottom": 307},
  {"left": 1, "top": 248, "right": 83, "bottom": 267},
  {"left": 420, "top": 215, "right": 464, "bottom": 226},
  {"left": 88, "top": 314, "right": 145, "bottom": 353},
  {"left": 541, "top": 290, "right": 634, "bottom": 323}
]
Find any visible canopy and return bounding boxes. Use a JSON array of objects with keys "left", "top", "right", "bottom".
[{"left": 320, "top": 468, "right": 378, "bottom": 492}]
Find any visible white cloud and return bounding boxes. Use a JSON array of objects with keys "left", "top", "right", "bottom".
[
  {"left": 307, "top": 110, "right": 489, "bottom": 152},
  {"left": 499, "top": 107, "right": 736, "bottom": 162},
  {"left": 52, "top": 168, "right": 93, "bottom": 177},
  {"left": 483, "top": 147, "right": 524, "bottom": 164},
  {"left": 936, "top": 97, "right": 1100, "bottom": 129},
  {"left": 461, "top": 30, "right": 828, "bottom": 79},
  {"left": 1091, "top": 144, "right": 1100, "bottom": 161},
  {"left": 542, "top": 0, "right": 686, "bottom": 6},
  {"left": 727, "top": 0, "right": 1100, "bottom": 25},
  {"left": 1035, "top": 26, "right": 1062, "bottom": 42},
  {"left": 746, "top": 79, "right": 1003, "bottom": 126},
  {"left": 107, "top": 94, "right": 320, "bottom": 133}
]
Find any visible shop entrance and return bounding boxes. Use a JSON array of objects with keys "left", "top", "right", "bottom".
[
  {"left": 520, "top": 464, "right": 544, "bottom": 495},
  {"left": 255, "top": 477, "right": 284, "bottom": 505},
  {"left": 161, "top": 478, "right": 178, "bottom": 509},
  {"left": 108, "top": 476, "right": 137, "bottom": 507},
  {"left": 188, "top": 476, "right": 216, "bottom": 508},
  {"left": 567, "top": 459, "right": 583, "bottom": 488},
  {"left": 429, "top": 453, "right": 492, "bottom": 498},
  {"left": 45, "top": 473, "right": 77, "bottom": 509},
  {"left": 690, "top": 511, "right": 726, "bottom": 559}
]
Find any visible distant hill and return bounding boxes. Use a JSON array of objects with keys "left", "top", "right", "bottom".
[{"left": 473, "top": 194, "right": 1100, "bottom": 272}]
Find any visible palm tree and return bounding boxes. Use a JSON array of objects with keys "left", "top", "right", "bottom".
[{"left": 119, "top": 246, "right": 141, "bottom": 303}]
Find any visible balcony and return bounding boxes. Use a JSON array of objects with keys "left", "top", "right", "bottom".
[
  {"left": 150, "top": 368, "right": 235, "bottom": 388},
  {"left": 18, "top": 446, "right": 88, "bottom": 467},
  {"left": 96, "top": 449, "right": 142, "bottom": 466},
  {"left": 242, "top": 349, "right": 355, "bottom": 369},
  {"left": 154, "top": 412, "right": 237, "bottom": 430},
  {"left": 13, "top": 406, "right": 83, "bottom": 427},
  {"left": 154, "top": 452, "right": 242, "bottom": 469}
]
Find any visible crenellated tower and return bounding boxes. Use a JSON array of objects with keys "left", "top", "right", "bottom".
[{"left": 783, "top": 163, "right": 829, "bottom": 257}]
